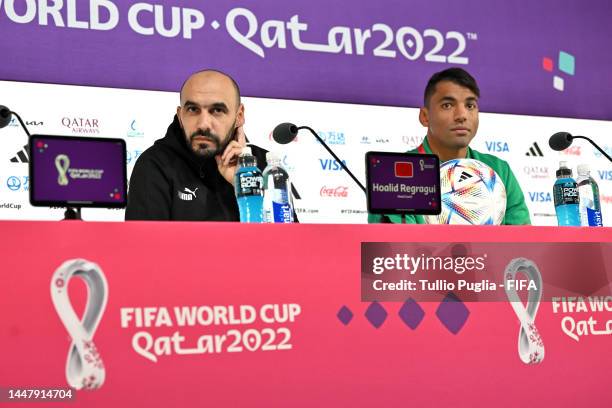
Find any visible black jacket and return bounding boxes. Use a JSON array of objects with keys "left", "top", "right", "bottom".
[{"left": 125, "top": 116, "right": 269, "bottom": 221}]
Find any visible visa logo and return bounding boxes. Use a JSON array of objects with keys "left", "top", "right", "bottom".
[
  {"left": 485, "top": 141, "right": 510, "bottom": 153},
  {"left": 529, "top": 192, "right": 552, "bottom": 202},
  {"left": 319, "top": 159, "right": 346, "bottom": 171},
  {"left": 598, "top": 170, "right": 612, "bottom": 181}
]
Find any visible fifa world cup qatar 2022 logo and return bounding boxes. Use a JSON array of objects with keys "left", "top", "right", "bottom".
[
  {"left": 504, "top": 258, "right": 545, "bottom": 364},
  {"left": 55, "top": 154, "right": 70, "bottom": 186},
  {"left": 51, "top": 259, "right": 108, "bottom": 390},
  {"left": 54, "top": 154, "right": 104, "bottom": 187}
]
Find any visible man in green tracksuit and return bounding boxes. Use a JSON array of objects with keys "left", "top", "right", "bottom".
[{"left": 368, "top": 68, "right": 530, "bottom": 225}]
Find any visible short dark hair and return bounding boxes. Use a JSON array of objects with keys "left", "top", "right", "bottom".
[
  {"left": 423, "top": 68, "right": 480, "bottom": 107},
  {"left": 180, "top": 69, "right": 241, "bottom": 106}
]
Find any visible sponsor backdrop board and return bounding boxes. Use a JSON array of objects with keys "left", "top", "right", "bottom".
[
  {"left": 1, "top": 80, "right": 611, "bottom": 225},
  {"left": 0, "top": 222, "right": 611, "bottom": 406},
  {"left": 0, "top": 0, "right": 610, "bottom": 120}
]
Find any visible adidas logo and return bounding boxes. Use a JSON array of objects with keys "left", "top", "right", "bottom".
[
  {"left": 178, "top": 187, "right": 198, "bottom": 201},
  {"left": 458, "top": 171, "right": 473, "bottom": 182},
  {"left": 10, "top": 145, "right": 29, "bottom": 163},
  {"left": 525, "top": 142, "right": 544, "bottom": 157}
]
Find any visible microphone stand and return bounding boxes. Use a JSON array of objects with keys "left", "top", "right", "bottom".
[
  {"left": 64, "top": 207, "right": 82, "bottom": 220},
  {"left": 571, "top": 135, "right": 612, "bottom": 163},
  {"left": 297, "top": 126, "right": 367, "bottom": 194}
]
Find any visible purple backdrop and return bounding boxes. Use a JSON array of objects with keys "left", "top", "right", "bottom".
[{"left": 1, "top": 0, "right": 610, "bottom": 120}]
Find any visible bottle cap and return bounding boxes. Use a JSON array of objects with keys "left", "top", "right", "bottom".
[
  {"left": 240, "top": 146, "right": 253, "bottom": 157},
  {"left": 266, "top": 151, "right": 280, "bottom": 162},
  {"left": 577, "top": 164, "right": 590, "bottom": 175},
  {"left": 556, "top": 163, "right": 573, "bottom": 178},
  {"left": 266, "top": 152, "right": 281, "bottom": 165}
]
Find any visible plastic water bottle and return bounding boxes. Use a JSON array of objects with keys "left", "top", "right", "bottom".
[
  {"left": 553, "top": 161, "right": 580, "bottom": 226},
  {"left": 262, "top": 152, "right": 294, "bottom": 223},
  {"left": 234, "top": 147, "right": 264, "bottom": 223},
  {"left": 576, "top": 164, "right": 603, "bottom": 226}
]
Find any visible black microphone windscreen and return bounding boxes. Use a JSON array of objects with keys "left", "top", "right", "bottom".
[
  {"left": 0, "top": 105, "right": 12, "bottom": 129},
  {"left": 272, "top": 122, "right": 298, "bottom": 144},
  {"left": 549, "top": 132, "right": 573, "bottom": 151}
]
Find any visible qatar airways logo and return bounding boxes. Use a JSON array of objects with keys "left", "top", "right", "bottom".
[
  {"left": 320, "top": 186, "right": 348, "bottom": 198},
  {"left": 402, "top": 135, "right": 424, "bottom": 148},
  {"left": 523, "top": 166, "right": 550, "bottom": 179},
  {"left": 61, "top": 117, "right": 100, "bottom": 135}
]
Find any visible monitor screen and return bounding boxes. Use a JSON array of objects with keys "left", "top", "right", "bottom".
[
  {"left": 29, "top": 135, "right": 127, "bottom": 208},
  {"left": 365, "top": 151, "right": 441, "bottom": 215}
]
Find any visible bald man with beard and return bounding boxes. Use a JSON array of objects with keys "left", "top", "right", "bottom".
[{"left": 126, "top": 69, "right": 270, "bottom": 221}]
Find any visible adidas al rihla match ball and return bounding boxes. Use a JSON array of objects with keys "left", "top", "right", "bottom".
[{"left": 424, "top": 159, "right": 506, "bottom": 225}]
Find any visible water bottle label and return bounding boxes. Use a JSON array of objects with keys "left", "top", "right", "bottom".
[
  {"left": 237, "top": 173, "right": 263, "bottom": 197},
  {"left": 586, "top": 208, "right": 603, "bottom": 226},
  {"left": 272, "top": 202, "right": 293, "bottom": 223},
  {"left": 554, "top": 182, "right": 579, "bottom": 206}
]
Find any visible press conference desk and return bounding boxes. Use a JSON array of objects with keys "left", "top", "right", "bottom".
[{"left": 1, "top": 221, "right": 611, "bottom": 407}]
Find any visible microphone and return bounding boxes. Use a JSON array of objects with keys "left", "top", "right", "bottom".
[
  {"left": 549, "top": 131, "right": 612, "bottom": 163},
  {"left": 272, "top": 122, "right": 299, "bottom": 145},
  {"left": 0, "top": 105, "right": 12, "bottom": 128},
  {"left": 273, "top": 122, "right": 366, "bottom": 193},
  {"left": 549, "top": 132, "right": 573, "bottom": 151},
  {"left": 0, "top": 105, "right": 31, "bottom": 137}
]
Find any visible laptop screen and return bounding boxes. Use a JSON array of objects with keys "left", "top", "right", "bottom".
[
  {"left": 29, "top": 135, "right": 127, "bottom": 208},
  {"left": 365, "top": 151, "right": 441, "bottom": 215}
]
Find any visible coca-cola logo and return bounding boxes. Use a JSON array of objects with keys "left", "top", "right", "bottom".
[
  {"left": 320, "top": 186, "right": 348, "bottom": 198},
  {"left": 600, "top": 195, "right": 612, "bottom": 205},
  {"left": 560, "top": 146, "right": 581, "bottom": 156}
]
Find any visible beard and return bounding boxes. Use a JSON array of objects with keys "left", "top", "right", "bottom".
[{"left": 186, "top": 123, "right": 235, "bottom": 159}]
